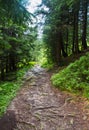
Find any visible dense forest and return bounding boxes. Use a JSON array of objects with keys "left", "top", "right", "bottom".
[
  {"left": 0, "top": 0, "right": 37, "bottom": 80},
  {"left": 38, "top": 0, "right": 89, "bottom": 64},
  {"left": 0, "top": 0, "right": 89, "bottom": 80},
  {"left": 1, "top": 0, "right": 89, "bottom": 127}
]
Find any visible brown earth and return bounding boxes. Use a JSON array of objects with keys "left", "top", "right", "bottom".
[{"left": 0, "top": 65, "right": 89, "bottom": 130}]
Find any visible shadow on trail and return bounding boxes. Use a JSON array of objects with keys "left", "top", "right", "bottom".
[
  {"left": 0, "top": 110, "right": 16, "bottom": 130},
  {"left": 0, "top": 65, "right": 89, "bottom": 130}
]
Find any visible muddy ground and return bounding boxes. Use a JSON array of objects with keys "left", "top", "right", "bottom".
[{"left": 0, "top": 65, "right": 89, "bottom": 130}]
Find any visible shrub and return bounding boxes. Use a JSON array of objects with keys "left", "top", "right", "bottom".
[
  {"left": 51, "top": 52, "right": 89, "bottom": 98},
  {"left": 0, "top": 63, "right": 35, "bottom": 117}
]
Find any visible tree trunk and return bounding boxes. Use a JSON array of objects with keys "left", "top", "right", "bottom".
[
  {"left": 56, "top": 42, "right": 61, "bottom": 65},
  {"left": 82, "top": 0, "right": 88, "bottom": 49},
  {"left": 55, "top": 31, "right": 62, "bottom": 65},
  {"left": 72, "top": 1, "right": 80, "bottom": 54},
  {"left": 75, "top": 11, "right": 79, "bottom": 53},
  {"left": 72, "top": 14, "right": 76, "bottom": 53},
  {"left": 59, "top": 31, "right": 68, "bottom": 57},
  {"left": 0, "top": 58, "right": 5, "bottom": 80},
  {"left": 66, "top": 28, "right": 68, "bottom": 54},
  {"left": 9, "top": 53, "right": 17, "bottom": 71},
  {"left": 6, "top": 55, "right": 9, "bottom": 73}
]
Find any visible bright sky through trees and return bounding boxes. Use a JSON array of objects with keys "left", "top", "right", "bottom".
[
  {"left": 28, "top": 0, "right": 42, "bottom": 38},
  {"left": 28, "top": 0, "right": 42, "bottom": 13}
]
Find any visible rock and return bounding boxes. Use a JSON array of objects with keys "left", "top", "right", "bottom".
[
  {"left": 83, "top": 115, "right": 87, "bottom": 120},
  {"left": 70, "top": 118, "right": 74, "bottom": 124}
]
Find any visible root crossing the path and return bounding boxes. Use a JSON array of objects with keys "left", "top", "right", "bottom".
[{"left": 0, "top": 65, "right": 89, "bottom": 130}]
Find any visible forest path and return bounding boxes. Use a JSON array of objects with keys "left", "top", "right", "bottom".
[{"left": 0, "top": 65, "right": 89, "bottom": 130}]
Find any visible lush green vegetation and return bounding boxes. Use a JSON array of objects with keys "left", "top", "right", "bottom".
[
  {"left": 41, "top": 61, "right": 54, "bottom": 70},
  {"left": 0, "top": 0, "right": 38, "bottom": 116},
  {"left": 0, "top": 0, "right": 37, "bottom": 80},
  {"left": 36, "top": 0, "right": 89, "bottom": 98},
  {"left": 51, "top": 52, "right": 89, "bottom": 98},
  {"left": 0, "top": 62, "right": 36, "bottom": 117},
  {"left": 0, "top": 0, "right": 89, "bottom": 117},
  {"left": 0, "top": 82, "right": 19, "bottom": 116},
  {"left": 37, "top": 0, "right": 89, "bottom": 65}
]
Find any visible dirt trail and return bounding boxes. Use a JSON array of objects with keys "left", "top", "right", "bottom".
[{"left": 0, "top": 65, "right": 89, "bottom": 130}]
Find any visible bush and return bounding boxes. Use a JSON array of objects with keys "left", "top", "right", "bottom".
[
  {"left": 51, "top": 52, "right": 89, "bottom": 98},
  {"left": 0, "top": 63, "right": 35, "bottom": 117}
]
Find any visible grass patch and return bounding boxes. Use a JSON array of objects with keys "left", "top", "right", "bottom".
[
  {"left": 51, "top": 52, "right": 89, "bottom": 98},
  {"left": 0, "top": 62, "right": 35, "bottom": 117},
  {"left": 0, "top": 82, "right": 20, "bottom": 116}
]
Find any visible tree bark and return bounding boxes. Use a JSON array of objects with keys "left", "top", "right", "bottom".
[
  {"left": 72, "top": 1, "right": 80, "bottom": 54},
  {"left": 0, "top": 58, "right": 5, "bottom": 80},
  {"left": 82, "top": 0, "right": 88, "bottom": 49},
  {"left": 75, "top": 11, "right": 79, "bottom": 53}
]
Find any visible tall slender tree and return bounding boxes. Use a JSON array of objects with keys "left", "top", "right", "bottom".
[
  {"left": 38, "top": 0, "right": 89, "bottom": 64},
  {"left": 81, "top": 0, "right": 88, "bottom": 49},
  {"left": 0, "top": 0, "right": 37, "bottom": 80}
]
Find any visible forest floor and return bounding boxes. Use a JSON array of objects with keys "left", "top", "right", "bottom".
[{"left": 0, "top": 65, "right": 89, "bottom": 130}]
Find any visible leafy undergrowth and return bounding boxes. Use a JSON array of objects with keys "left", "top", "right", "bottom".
[
  {"left": 0, "top": 62, "right": 35, "bottom": 117},
  {"left": 41, "top": 60, "right": 54, "bottom": 70},
  {"left": 51, "top": 52, "right": 89, "bottom": 98}
]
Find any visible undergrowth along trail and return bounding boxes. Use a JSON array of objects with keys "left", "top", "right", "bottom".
[{"left": 0, "top": 65, "right": 89, "bottom": 130}]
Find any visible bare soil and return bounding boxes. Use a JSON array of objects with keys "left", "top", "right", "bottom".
[{"left": 0, "top": 65, "right": 89, "bottom": 130}]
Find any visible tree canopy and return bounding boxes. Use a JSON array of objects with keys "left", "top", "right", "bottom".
[
  {"left": 39, "top": 0, "right": 89, "bottom": 64},
  {"left": 0, "top": 0, "right": 37, "bottom": 80}
]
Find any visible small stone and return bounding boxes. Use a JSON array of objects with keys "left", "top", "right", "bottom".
[
  {"left": 29, "top": 82, "right": 36, "bottom": 86},
  {"left": 26, "top": 76, "right": 33, "bottom": 81},
  {"left": 70, "top": 118, "right": 74, "bottom": 124},
  {"left": 83, "top": 115, "right": 87, "bottom": 120}
]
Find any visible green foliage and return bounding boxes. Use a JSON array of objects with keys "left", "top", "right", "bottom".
[
  {"left": 0, "top": 0, "right": 37, "bottom": 80},
  {"left": 0, "top": 63, "right": 35, "bottom": 117},
  {"left": 29, "top": 39, "right": 44, "bottom": 62},
  {"left": 39, "top": 0, "right": 89, "bottom": 64},
  {"left": 41, "top": 60, "right": 54, "bottom": 70},
  {"left": 51, "top": 52, "right": 89, "bottom": 98},
  {"left": 0, "top": 82, "right": 19, "bottom": 116}
]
